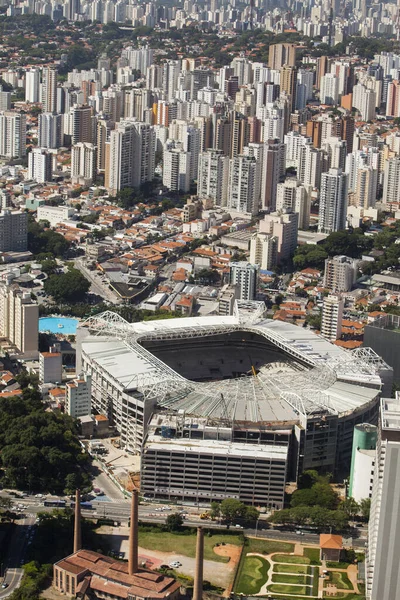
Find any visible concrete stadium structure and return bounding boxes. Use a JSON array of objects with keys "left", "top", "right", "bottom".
[{"left": 77, "top": 301, "right": 392, "bottom": 493}]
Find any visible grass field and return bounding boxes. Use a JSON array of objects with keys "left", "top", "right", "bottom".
[
  {"left": 303, "top": 547, "right": 321, "bottom": 564},
  {"left": 268, "top": 584, "right": 309, "bottom": 595},
  {"left": 329, "top": 571, "right": 353, "bottom": 590},
  {"left": 327, "top": 561, "right": 352, "bottom": 569},
  {"left": 246, "top": 538, "right": 295, "bottom": 555},
  {"left": 271, "top": 573, "right": 311, "bottom": 585},
  {"left": 138, "top": 530, "right": 243, "bottom": 563},
  {"left": 274, "top": 563, "right": 311, "bottom": 575},
  {"left": 272, "top": 554, "right": 310, "bottom": 564},
  {"left": 235, "top": 555, "right": 270, "bottom": 594}
]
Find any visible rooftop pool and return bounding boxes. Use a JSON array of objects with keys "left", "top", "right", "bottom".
[{"left": 39, "top": 317, "right": 79, "bottom": 335}]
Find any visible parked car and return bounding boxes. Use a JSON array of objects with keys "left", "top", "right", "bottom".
[{"left": 169, "top": 561, "right": 182, "bottom": 568}]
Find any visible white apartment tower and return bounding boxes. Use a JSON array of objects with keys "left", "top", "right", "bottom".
[
  {"left": 38, "top": 113, "right": 62, "bottom": 149},
  {"left": 25, "top": 68, "right": 41, "bottom": 103},
  {"left": 323, "top": 255, "right": 359, "bottom": 292},
  {"left": 320, "top": 73, "right": 339, "bottom": 105},
  {"left": 318, "top": 168, "right": 348, "bottom": 234},
  {"left": 71, "top": 143, "right": 97, "bottom": 185},
  {"left": 163, "top": 145, "right": 191, "bottom": 192},
  {"left": 197, "top": 149, "right": 229, "bottom": 206},
  {"left": 298, "top": 143, "right": 322, "bottom": 189},
  {"left": 228, "top": 155, "right": 259, "bottom": 215},
  {"left": 229, "top": 262, "right": 259, "bottom": 300},
  {"left": 0, "top": 283, "right": 38, "bottom": 355},
  {"left": 259, "top": 211, "right": 299, "bottom": 263},
  {"left": 383, "top": 156, "right": 400, "bottom": 205},
  {"left": 320, "top": 294, "right": 344, "bottom": 341},
  {"left": 0, "top": 112, "right": 26, "bottom": 159},
  {"left": 28, "top": 148, "right": 52, "bottom": 183},
  {"left": 276, "top": 179, "right": 311, "bottom": 229},
  {"left": 66, "top": 373, "right": 92, "bottom": 418},
  {"left": 366, "top": 394, "right": 400, "bottom": 600},
  {"left": 249, "top": 232, "right": 278, "bottom": 271},
  {"left": 42, "top": 67, "right": 58, "bottom": 113}
]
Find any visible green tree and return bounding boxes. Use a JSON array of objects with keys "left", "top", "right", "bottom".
[
  {"left": 40, "top": 259, "right": 57, "bottom": 275},
  {"left": 360, "top": 498, "right": 371, "bottom": 520},
  {"left": 219, "top": 499, "right": 246, "bottom": 523},
  {"left": 340, "top": 497, "right": 360, "bottom": 518},
  {"left": 243, "top": 506, "right": 260, "bottom": 523},
  {"left": 44, "top": 269, "right": 90, "bottom": 303},
  {"left": 209, "top": 501, "right": 220, "bottom": 520},
  {"left": 165, "top": 513, "right": 184, "bottom": 532}
]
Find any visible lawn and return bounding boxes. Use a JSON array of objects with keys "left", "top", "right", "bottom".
[
  {"left": 246, "top": 538, "right": 295, "bottom": 555},
  {"left": 303, "top": 547, "right": 321, "bottom": 564},
  {"left": 271, "top": 574, "right": 311, "bottom": 585},
  {"left": 327, "top": 561, "right": 351, "bottom": 569},
  {"left": 329, "top": 571, "right": 353, "bottom": 590},
  {"left": 268, "top": 584, "right": 309, "bottom": 595},
  {"left": 138, "top": 530, "right": 243, "bottom": 563},
  {"left": 274, "top": 564, "right": 311, "bottom": 575},
  {"left": 272, "top": 554, "right": 310, "bottom": 564},
  {"left": 235, "top": 555, "right": 270, "bottom": 595},
  {"left": 311, "top": 566, "right": 320, "bottom": 596}
]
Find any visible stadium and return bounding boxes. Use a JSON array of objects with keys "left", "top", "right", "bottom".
[{"left": 77, "top": 301, "right": 392, "bottom": 505}]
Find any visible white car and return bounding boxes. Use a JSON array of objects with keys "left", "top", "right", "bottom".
[{"left": 169, "top": 561, "right": 181, "bottom": 568}]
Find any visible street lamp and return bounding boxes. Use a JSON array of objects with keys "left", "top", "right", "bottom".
[{"left": 255, "top": 519, "right": 260, "bottom": 538}]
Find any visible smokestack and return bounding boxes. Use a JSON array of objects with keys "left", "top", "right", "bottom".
[
  {"left": 128, "top": 489, "right": 139, "bottom": 575},
  {"left": 73, "top": 489, "right": 82, "bottom": 553},
  {"left": 193, "top": 527, "right": 204, "bottom": 600}
]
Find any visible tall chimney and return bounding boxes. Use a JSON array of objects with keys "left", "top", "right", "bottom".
[
  {"left": 73, "top": 489, "right": 82, "bottom": 553},
  {"left": 193, "top": 527, "right": 204, "bottom": 600},
  {"left": 128, "top": 489, "right": 139, "bottom": 575}
]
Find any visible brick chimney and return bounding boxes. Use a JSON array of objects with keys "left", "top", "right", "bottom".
[
  {"left": 73, "top": 489, "right": 82, "bottom": 553},
  {"left": 128, "top": 489, "right": 139, "bottom": 575}
]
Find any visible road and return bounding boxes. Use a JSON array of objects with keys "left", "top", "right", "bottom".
[
  {"left": 0, "top": 514, "right": 36, "bottom": 598},
  {"left": 92, "top": 461, "right": 127, "bottom": 501},
  {"left": 74, "top": 258, "right": 122, "bottom": 304},
  {"left": 0, "top": 495, "right": 368, "bottom": 550}
]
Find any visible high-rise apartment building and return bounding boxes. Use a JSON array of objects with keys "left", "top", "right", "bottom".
[
  {"left": 298, "top": 143, "right": 322, "bottom": 189},
  {"left": 320, "top": 73, "right": 339, "bottom": 105},
  {"left": 227, "top": 155, "right": 259, "bottom": 215},
  {"left": 259, "top": 211, "right": 299, "bottom": 263},
  {"left": 383, "top": 156, "right": 400, "bottom": 204},
  {"left": 261, "top": 139, "right": 285, "bottom": 211},
  {"left": 318, "top": 168, "right": 348, "bottom": 234},
  {"left": 197, "top": 149, "right": 229, "bottom": 206},
  {"left": 39, "top": 349, "right": 63, "bottom": 384},
  {"left": 42, "top": 67, "right": 58, "bottom": 113},
  {"left": 249, "top": 232, "right": 278, "bottom": 271},
  {"left": 320, "top": 294, "right": 344, "bottom": 341},
  {"left": 0, "top": 283, "right": 38, "bottom": 355},
  {"left": 276, "top": 179, "right": 310, "bottom": 229},
  {"left": 296, "top": 69, "right": 314, "bottom": 110},
  {"left": 71, "top": 143, "right": 97, "bottom": 185},
  {"left": 38, "top": 112, "right": 62, "bottom": 149},
  {"left": 25, "top": 68, "right": 40, "bottom": 103},
  {"left": 0, "top": 86, "right": 11, "bottom": 112},
  {"left": 0, "top": 210, "right": 27, "bottom": 252},
  {"left": 28, "top": 148, "right": 52, "bottom": 183},
  {"left": 323, "top": 255, "right": 359, "bottom": 292},
  {"left": 65, "top": 105, "right": 94, "bottom": 145},
  {"left": 66, "top": 374, "right": 92, "bottom": 418},
  {"left": 0, "top": 112, "right": 26, "bottom": 159},
  {"left": 366, "top": 394, "right": 400, "bottom": 600},
  {"left": 229, "top": 262, "right": 259, "bottom": 300},
  {"left": 280, "top": 66, "right": 297, "bottom": 111},
  {"left": 268, "top": 43, "right": 296, "bottom": 70},
  {"left": 163, "top": 145, "right": 191, "bottom": 192}
]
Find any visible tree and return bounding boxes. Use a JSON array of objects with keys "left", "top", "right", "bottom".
[
  {"left": 340, "top": 497, "right": 359, "bottom": 518},
  {"left": 243, "top": 506, "right": 260, "bottom": 523},
  {"left": 165, "top": 513, "right": 183, "bottom": 532},
  {"left": 219, "top": 499, "right": 246, "bottom": 523},
  {"left": 209, "top": 501, "right": 220, "bottom": 520},
  {"left": 44, "top": 269, "right": 90, "bottom": 303},
  {"left": 360, "top": 498, "right": 371, "bottom": 520},
  {"left": 40, "top": 259, "right": 57, "bottom": 275},
  {"left": 297, "top": 470, "right": 321, "bottom": 489}
]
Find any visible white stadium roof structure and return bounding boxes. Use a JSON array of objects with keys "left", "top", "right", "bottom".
[{"left": 79, "top": 301, "right": 390, "bottom": 423}]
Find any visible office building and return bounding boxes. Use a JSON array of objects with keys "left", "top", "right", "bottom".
[
  {"left": 249, "top": 231, "right": 278, "bottom": 271},
  {"left": 348, "top": 423, "right": 377, "bottom": 503},
  {"left": 39, "top": 350, "right": 63, "bottom": 384},
  {"left": 383, "top": 156, "right": 400, "bottom": 204},
  {"left": 268, "top": 43, "right": 296, "bottom": 70},
  {"left": 28, "top": 148, "right": 52, "bottom": 183},
  {"left": 318, "top": 168, "right": 348, "bottom": 234},
  {"left": 321, "top": 294, "right": 344, "bottom": 342},
  {"left": 366, "top": 394, "right": 400, "bottom": 600},
  {"left": 163, "top": 145, "right": 191, "bottom": 192},
  {"left": 276, "top": 179, "right": 310, "bottom": 229},
  {"left": 229, "top": 262, "right": 258, "bottom": 300},
  {"left": 66, "top": 374, "right": 92, "bottom": 418},
  {"left": 0, "top": 210, "right": 27, "bottom": 252},
  {"left": 259, "top": 211, "right": 299, "bottom": 263},
  {"left": 197, "top": 149, "right": 229, "bottom": 206},
  {"left": 38, "top": 112, "right": 62, "bottom": 149},
  {"left": 323, "top": 255, "right": 359, "bottom": 292},
  {"left": 25, "top": 68, "right": 40, "bottom": 103},
  {"left": 227, "top": 155, "right": 259, "bottom": 215},
  {"left": 42, "top": 67, "right": 58, "bottom": 113},
  {"left": 71, "top": 142, "right": 96, "bottom": 185},
  {"left": 0, "top": 282, "right": 38, "bottom": 355},
  {"left": 0, "top": 112, "right": 26, "bottom": 159}
]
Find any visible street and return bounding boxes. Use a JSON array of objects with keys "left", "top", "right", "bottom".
[
  {"left": 0, "top": 513, "right": 36, "bottom": 598},
  {"left": 74, "top": 258, "right": 122, "bottom": 304}
]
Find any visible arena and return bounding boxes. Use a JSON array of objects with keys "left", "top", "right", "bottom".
[{"left": 77, "top": 301, "right": 392, "bottom": 502}]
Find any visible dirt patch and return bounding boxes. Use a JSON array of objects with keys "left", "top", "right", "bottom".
[{"left": 213, "top": 543, "right": 241, "bottom": 564}]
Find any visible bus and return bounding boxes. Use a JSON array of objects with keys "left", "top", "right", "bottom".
[
  {"left": 70, "top": 501, "right": 94, "bottom": 510},
  {"left": 44, "top": 499, "right": 66, "bottom": 508}
]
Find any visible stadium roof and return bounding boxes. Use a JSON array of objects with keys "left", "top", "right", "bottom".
[{"left": 79, "top": 302, "right": 390, "bottom": 421}]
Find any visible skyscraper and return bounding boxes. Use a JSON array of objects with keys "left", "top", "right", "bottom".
[
  {"left": 383, "top": 156, "right": 400, "bottom": 204},
  {"left": 261, "top": 139, "right": 285, "bottom": 211},
  {"left": 71, "top": 143, "right": 97, "bottom": 185},
  {"left": 227, "top": 155, "right": 259, "bottom": 215},
  {"left": 163, "top": 144, "right": 191, "bottom": 192},
  {"left": 268, "top": 43, "right": 296, "bottom": 70},
  {"left": 38, "top": 112, "right": 62, "bottom": 149},
  {"left": 280, "top": 66, "right": 297, "bottom": 111},
  {"left": 229, "top": 262, "right": 259, "bottom": 300},
  {"left": 0, "top": 112, "right": 26, "bottom": 159},
  {"left": 366, "top": 393, "right": 400, "bottom": 600},
  {"left": 25, "top": 69, "right": 40, "bottom": 103},
  {"left": 296, "top": 69, "right": 314, "bottom": 110},
  {"left": 42, "top": 67, "right": 58, "bottom": 113},
  {"left": 259, "top": 211, "right": 299, "bottom": 263},
  {"left": 0, "top": 283, "right": 38, "bottom": 355},
  {"left": 320, "top": 294, "right": 344, "bottom": 341},
  {"left": 197, "top": 149, "right": 229, "bottom": 206},
  {"left": 318, "top": 168, "right": 348, "bottom": 234},
  {"left": 276, "top": 180, "right": 310, "bottom": 229},
  {"left": 320, "top": 73, "right": 339, "bottom": 105},
  {"left": 28, "top": 148, "right": 52, "bottom": 183}
]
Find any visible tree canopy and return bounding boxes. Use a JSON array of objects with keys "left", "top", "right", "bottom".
[
  {"left": 28, "top": 219, "right": 70, "bottom": 258},
  {"left": 44, "top": 268, "right": 90, "bottom": 303}
]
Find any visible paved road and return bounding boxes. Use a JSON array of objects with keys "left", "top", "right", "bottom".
[
  {"left": 92, "top": 461, "right": 127, "bottom": 501},
  {"left": 74, "top": 259, "right": 122, "bottom": 304},
  {"left": 0, "top": 514, "right": 36, "bottom": 598}
]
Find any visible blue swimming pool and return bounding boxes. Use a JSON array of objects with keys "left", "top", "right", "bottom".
[{"left": 39, "top": 317, "right": 79, "bottom": 335}]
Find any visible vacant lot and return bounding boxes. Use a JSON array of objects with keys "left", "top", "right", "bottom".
[{"left": 235, "top": 555, "right": 270, "bottom": 595}]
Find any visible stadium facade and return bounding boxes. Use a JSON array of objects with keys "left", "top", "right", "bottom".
[{"left": 77, "top": 301, "right": 392, "bottom": 506}]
